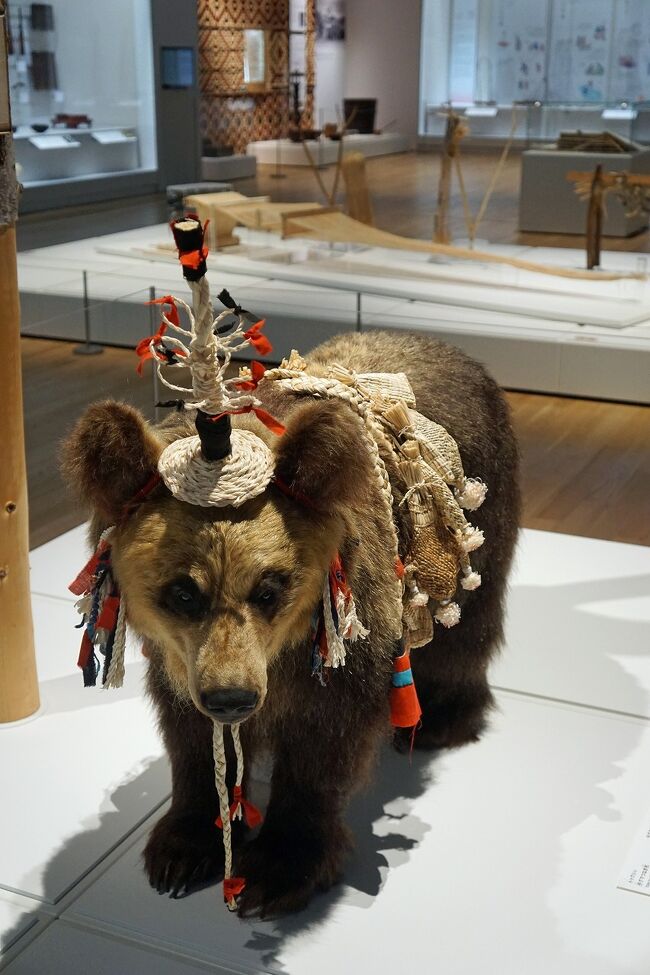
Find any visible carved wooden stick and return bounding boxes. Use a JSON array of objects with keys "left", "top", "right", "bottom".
[
  {"left": 586, "top": 164, "right": 604, "bottom": 270},
  {"left": 0, "top": 131, "right": 40, "bottom": 723}
]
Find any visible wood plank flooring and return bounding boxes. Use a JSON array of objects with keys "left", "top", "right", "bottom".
[
  {"left": 18, "top": 151, "right": 650, "bottom": 549},
  {"left": 21, "top": 339, "right": 650, "bottom": 549}
]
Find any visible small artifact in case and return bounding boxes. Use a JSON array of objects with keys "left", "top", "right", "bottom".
[
  {"left": 31, "top": 4, "right": 55, "bottom": 31},
  {"left": 31, "top": 51, "right": 58, "bottom": 91},
  {"left": 52, "top": 113, "right": 93, "bottom": 129}
]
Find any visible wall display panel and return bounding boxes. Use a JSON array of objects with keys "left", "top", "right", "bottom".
[
  {"left": 483, "top": 0, "right": 549, "bottom": 104},
  {"left": 313, "top": 0, "right": 345, "bottom": 126},
  {"left": 448, "top": 0, "right": 478, "bottom": 104},
  {"left": 547, "top": 0, "right": 614, "bottom": 103},
  {"left": 421, "top": 0, "right": 650, "bottom": 139},
  {"left": 610, "top": 0, "right": 650, "bottom": 104},
  {"left": 8, "top": 0, "right": 156, "bottom": 185}
]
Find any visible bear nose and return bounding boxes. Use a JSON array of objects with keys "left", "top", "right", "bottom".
[{"left": 200, "top": 687, "right": 259, "bottom": 722}]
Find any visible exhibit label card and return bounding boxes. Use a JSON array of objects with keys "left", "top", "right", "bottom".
[{"left": 617, "top": 806, "right": 650, "bottom": 897}]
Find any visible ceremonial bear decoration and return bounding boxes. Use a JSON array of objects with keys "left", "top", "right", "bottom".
[{"left": 63, "top": 216, "right": 520, "bottom": 917}]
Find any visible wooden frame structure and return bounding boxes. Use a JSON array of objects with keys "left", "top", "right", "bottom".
[{"left": 567, "top": 168, "right": 650, "bottom": 269}]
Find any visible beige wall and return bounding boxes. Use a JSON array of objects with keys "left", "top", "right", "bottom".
[{"left": 344, "top": 0, "right": 422, "bottom": 142}]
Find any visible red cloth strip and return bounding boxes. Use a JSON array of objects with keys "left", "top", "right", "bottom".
[
  {"left": 144, "top": 295, "right": 181, "bottom": 328},
  {"left": 235, "top": 360, "right": 266, "bottom": 391},
  {"left": 215, "top": 786, "right": 264, "bottom": 829},
  {"left": 120, "top": 472, "right": 162, "bottom": 521},
  {"left": 244, "top": 319, "right": 272, "bottom": 357},
  {"left": 223, "top": 877, "right": 246, "bottom": 901},
  {"left": 390, "top": 653, "right": 422, "bottom": 729},
  {"left": 68, "top": 539, "right": 110, "bottom": 595},
  {"left": 179, "top": 247, "right": 208, "bottom": 270},
  {"left": 210, "top": 405, "right": 286, "bottom": 437},
  {"left": 77, "top": 631, "right": 94, "bottom": 670},
  {"left": 96, "top": 594, "right": 120, "bottom": 631},
  {"left": 272, "top": 475, "right": 320, "bottom": 511}
]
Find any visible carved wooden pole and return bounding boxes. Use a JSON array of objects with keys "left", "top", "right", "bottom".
[
  {"left": 586, "top": 164, "right": 604, "bottom": 270},
  {"left": 0, "top": 7, "right": 40, "bottom": 723},
  {"left": 434, "top": 111, "right": 465, "bottom": 245}
]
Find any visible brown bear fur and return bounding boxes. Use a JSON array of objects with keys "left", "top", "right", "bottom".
[{"left": 61, "top": 330, "right": 519, "bottom": 917}]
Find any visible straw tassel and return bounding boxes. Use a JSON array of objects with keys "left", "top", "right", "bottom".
[
  {"left": 456, "top": 477, "right": 487, "bottom": 511},
  {"left": 461, "top": 570, "right": 482, "bottom": 591},
  {"left": 435, "top": 601, "right": 461, "bottom": 627}
]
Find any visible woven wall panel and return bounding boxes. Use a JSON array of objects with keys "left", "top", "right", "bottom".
[
  {"left": 201, "top": 91, "right": 289, "bottom": 152},
  {"left": 268, "top": 30, "right": 288, "bottom": 89},
  {"left": 198, "top": 0, "right": 288, "bottom": 31},
  {"left": 199, "top": 29, "right": 245, "bottom": 95},
  {"left": 199, "top": 0, "right": 290, "bottom": 152},
  {"left": 301, "top": 0, "right": 315, "bottom": 127}
]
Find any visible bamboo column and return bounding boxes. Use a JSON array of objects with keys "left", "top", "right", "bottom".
[{"left": 0, "top": 33, "right": 40, "bottom": 722}]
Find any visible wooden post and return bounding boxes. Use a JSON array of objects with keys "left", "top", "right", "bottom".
[
  {"left": 433, "top": 110, "right": 466, "bottom": 244},
  {"left": 586, "top": 164, "right": 604, "bottom": 270},
  {"left": 0, "top": 13, "right": 40, "bottom": 723},
  {"left": 341, "top": 152, "right": 374, "bottom": 226}
]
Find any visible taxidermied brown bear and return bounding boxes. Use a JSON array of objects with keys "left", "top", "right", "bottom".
[{"left": 62, "top": 329, "right": 519, "bottom": 918}]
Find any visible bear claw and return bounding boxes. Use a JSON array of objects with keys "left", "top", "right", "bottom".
[{"left": 143, "top": 809, "right": 227, "bottom": 898}]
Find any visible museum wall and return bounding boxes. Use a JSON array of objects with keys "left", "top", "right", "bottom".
[
  {"left": 198, "top": 0, "right": 290, "bottom": 154},
  {"left": 344, "top": 0, "right": 422, "bottom": 142}
]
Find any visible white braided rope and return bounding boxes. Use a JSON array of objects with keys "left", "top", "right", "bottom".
[
  {"left": 158, "top": 430, "right": 274, "bottom": 508},
  {"left": 231, "top": 723, "right": 244, "bottom": 819},
  {"left": 151, "top": 290, "right": 264, "bottom": 417},
  {"left": 213, "top": 722, "right": 238, "bottom": 911},
  {"left": 322, "top": 575, "right": 347, "bottom": 668},
  {"left": 266, "top": 372, "right": 404, "bottom": 639},
  {"left": 104, "top": 596, "right": 127, "bottom": 689}
]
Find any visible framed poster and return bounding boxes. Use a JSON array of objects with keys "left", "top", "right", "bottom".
[{"left": 243, "top": 29, "right": 269, "bottom": 93}]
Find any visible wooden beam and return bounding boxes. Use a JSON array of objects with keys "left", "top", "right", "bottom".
[
  {"left": 341, "top": 152, "right": 374, "bottom": 226},
  {"left": 0, "top": 133, "right": 40, "bottom": 722}
]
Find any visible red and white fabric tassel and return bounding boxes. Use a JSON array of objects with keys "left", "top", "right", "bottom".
[
  {"left": 323, "top": 555, "right": 368, "bottom": 669},
  {"left": 213, "top": 722, "right": 263, "bottom": 912}
]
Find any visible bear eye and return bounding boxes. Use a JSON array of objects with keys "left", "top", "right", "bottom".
[
  {"left": 248, "top": 572, "right": 290, "bottom": 617},
  {"left": 160, "top": 576, "right": 208, "bottom": 620}
]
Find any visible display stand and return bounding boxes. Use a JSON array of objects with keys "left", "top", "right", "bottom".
[
  {"left": 270, "top": 135, "right": 285, "bottom": 180},
  {"left": 0, "top": 119, "right": 40, "bottom": 723}
]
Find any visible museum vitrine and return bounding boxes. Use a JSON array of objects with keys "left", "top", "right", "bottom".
[
  {"left": 7, "top": 0, "right": 156, "bottom": 185},
  {"left": 420, "top": 0, "right": 650, "bottom": 143}
]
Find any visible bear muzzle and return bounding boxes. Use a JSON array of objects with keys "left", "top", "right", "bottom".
[{"left": 199, "top": 687, "right": 259, "bottom": 724}]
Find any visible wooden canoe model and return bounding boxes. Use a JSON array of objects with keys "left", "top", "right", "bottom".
[{"left": 279, "top": 208, "right": 643, "bottom": 282}]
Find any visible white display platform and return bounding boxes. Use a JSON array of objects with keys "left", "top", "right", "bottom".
[
  {"left": 17, "top": 224, "right": 650, "bottom": 402},
  {"left": 1, "top": 527, "right": 649, "bottom": 973},
  {"left": 247, "top": 132, "right": 410, "bottom": 166}
]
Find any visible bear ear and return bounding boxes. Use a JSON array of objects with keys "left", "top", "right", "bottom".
[
  {"left": 272, "top": 398, "right": 373, "bottom": 513},
  {"left": 61, "top": 401, "right": 163, "bottom": 523}
]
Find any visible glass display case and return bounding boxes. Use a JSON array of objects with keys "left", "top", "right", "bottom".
[
  {"left": 420, "top": 0, "right": 650, "bottom": 144},
  {"left": 7, "top": 0, "right": 156, "bottom": 186}
]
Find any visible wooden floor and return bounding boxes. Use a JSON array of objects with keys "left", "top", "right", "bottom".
[{"left": 19, "top": 150, "right": 650, "bottom": 549}]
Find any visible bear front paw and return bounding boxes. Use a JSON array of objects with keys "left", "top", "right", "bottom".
[
  {"left": 143, "top": 809, "right": 226, "bottom": 898},
  {"left": 235, "top": 820, "right": 351, "bottom": 918}
]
